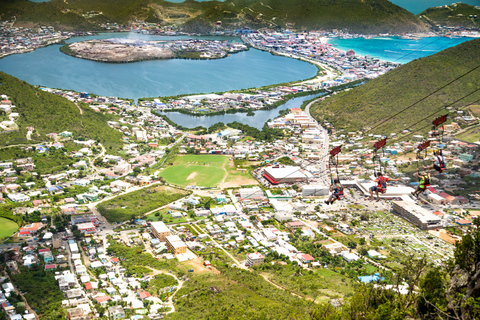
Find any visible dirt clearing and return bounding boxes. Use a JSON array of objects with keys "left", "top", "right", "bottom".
[
  {"left": 186, "top": 172, "right": 197, "bottom": 180},
  {"left": 428, "top": 229, "right": 462, "bottom": 245},
  {"left": 183, "top": 257, "right": 220, "bottom": 274}
]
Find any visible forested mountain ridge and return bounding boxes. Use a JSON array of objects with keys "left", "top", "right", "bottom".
[
  {"left": 0, "top": 0, "right": 428, "bottom": 34},
  {"left": 419, "top": 3, "right": 480, "bottom": 29}
]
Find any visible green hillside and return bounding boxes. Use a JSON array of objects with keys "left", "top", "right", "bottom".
[
  {"left": 309, "top": 38, "right": 480, "bottom": 134},
  {"left": 0, "top": 72, "right": 123, "bottom": 150},
  {"left": 202, "top": 0, "right": 428, "bottom": 34},
  {"left": 419, "top": 3, "right": 480, "bottom": 28},
  {"left": 0, "top": 0, "right": 428, "bottom": 33}
]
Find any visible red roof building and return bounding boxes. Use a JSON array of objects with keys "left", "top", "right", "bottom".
[
  {"left": 301, "top": 254, "right": 315, "bottom": 263},
  {"left": 62, "top": 207, "right": 76, "bottom": 214},
  {"left": 44, "top": 264, "right": 56, "bottom": 270},
  {"left": 456, "top": 219, "right": 472, "bottom": 226},
  {"left": 95, "top": 296, "right": 111, "bottom": 304},
  {"left": 439, "top": 192, "right": 458, "bottom": 204},
  {"left": 428, "top": 187, "right": 439, "bottom": 194},
  {"left": 111, "top": 257, "right": 119, "bottom": 263},
  {"left": 19, "top": 223, "right": 42, "bottom": 234},
  {"left": 286, "top": 221, "right": 304, "bottom": 229},
  {"left": 85, "top": 282, "right": 93, "bottom": 290},
  {"left": 186, "top": 134, "right": 206, "bottom": 141},
  {"left": 105, "top": 171, "right": 118, "bottom": 179},
  {"left": 32, "top": 200, "right": 43, "bottom": 207},
  {"left": 138, "top": 291, "right": 151, "bottom": 300},
  {"left": 291, "top": 108, "right": 302, "bottom": 114}
]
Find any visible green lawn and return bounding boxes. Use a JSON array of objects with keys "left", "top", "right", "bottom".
[
  {"left": 268, "top": 266, "right": 354, "bottom": 302},
  {"left": 347, "top": 204, "right": 365, "bottom": 210},
  {"left": 147, "top": 274, "right": 178, "bottom": 296},
  {"left": 160, "top": 155, "right": 228, "bottom": 187},
  {"left": 146, "top": 208, "right": 188, "bottom": 224},
  {"left": 455, "top": 126, "right": 480, "bottom": 143},
  {"left": 0, "top": 217, "right": 19, "bottom": 239},
  {"left": 171, "top": 154, "right": 229, "bottom": 165},
  {"left": 97, "top": 185, "right": 190, "bottom": 223}
]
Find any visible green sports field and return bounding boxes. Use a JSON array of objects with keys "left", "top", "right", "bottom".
[
  {"left": 0, "top": 217, "right": 19, "bottom": 239},
  {"left": 160, "top": 155, "right": 228, "bottom": 187}
]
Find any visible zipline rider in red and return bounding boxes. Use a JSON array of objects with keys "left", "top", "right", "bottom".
[{"left": 368, "top": 172, "right": 400, "bottom": 202}]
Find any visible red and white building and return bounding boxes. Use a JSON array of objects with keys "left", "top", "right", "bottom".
[
  {"left": 76, "top": 222, "right": 97, "bottom": 234},
  {"left": 246, "top": 252, "right": 264, "bottom": 266},
  {"left": 300, "top": 254, "right": 315, "bottom": 264},
  {"left": 19, "top": 223, "right": 43, "bottom": 236}
]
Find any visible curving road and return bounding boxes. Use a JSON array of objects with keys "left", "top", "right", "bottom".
[
  {"left": 144, "top": 266, "right": 183, "bottom": 314},
  {"left": 305, "top": 98, "right": 330, "bottom": 185}
]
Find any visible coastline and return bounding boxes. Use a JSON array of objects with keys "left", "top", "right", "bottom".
[
  {"left": 326, "top": 33, "right": 475, "bottom": 64},
  {"left": 154, "top": 79, "right": 363, "bottom": 124}
]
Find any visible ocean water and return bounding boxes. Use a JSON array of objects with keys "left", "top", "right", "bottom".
[
  {"left": 328, "top": 36, "right": 473, "bottom": 64},
  {"left": 389, "top": 0, "right": 480, "bottom": 15}
]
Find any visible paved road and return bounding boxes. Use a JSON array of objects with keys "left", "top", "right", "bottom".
[
  {"left": 86, "top": 142, "right": 105, "bottom": 173},
  {"left": 304, "top": 98, "right": 330, "bottom": 185},
  {"left": 65, "top": 240, "right": 75, "bottom": 274},
  {"left": 144, "top": 266, "right": 184, "bottom": 314},
  {"left": 227, "top": 189, "right": 242, "bottom": 212}
]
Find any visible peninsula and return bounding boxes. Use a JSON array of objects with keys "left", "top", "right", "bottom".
[{"left": 61, "top": 38, "right": 248, "bottom": 63}]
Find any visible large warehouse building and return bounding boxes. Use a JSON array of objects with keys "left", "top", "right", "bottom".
[
  {"left": 392, "top": 200, "right": 442, "bottom": 230},
  {"left": 263, "top": 166, "right": 308, "bottom": 185}
]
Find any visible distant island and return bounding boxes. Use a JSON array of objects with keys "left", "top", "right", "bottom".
[{"left": 60, "top": 39, "right": 248, "bottom": 63}]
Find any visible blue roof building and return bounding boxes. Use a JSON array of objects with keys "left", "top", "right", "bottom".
[
  {"left": 47, "top": 186, "right": 63, "bottom": 194},
  {"left": 358, "top": 273, "right": 384, "bottom": 283},
  {"left": 218, "top": 129, "right": 231, "bottom": 137}
]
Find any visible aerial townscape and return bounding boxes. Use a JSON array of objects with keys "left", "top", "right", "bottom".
[{"left": 0, "top": 0, "right": 480, "bottom": 320}]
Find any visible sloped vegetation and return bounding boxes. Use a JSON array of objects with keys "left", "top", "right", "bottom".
[
  {"left": 419, "top": 3, "right": 480, "bottom": 28},
  {"left": 97, "top": 184, "right": 190, "bottom": 222},
  {"left": 0, "top": 72, "right": 123, "bottom": 150},
  {"left": 310, "top": 38, "right": 480, "bottom": 134}
]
